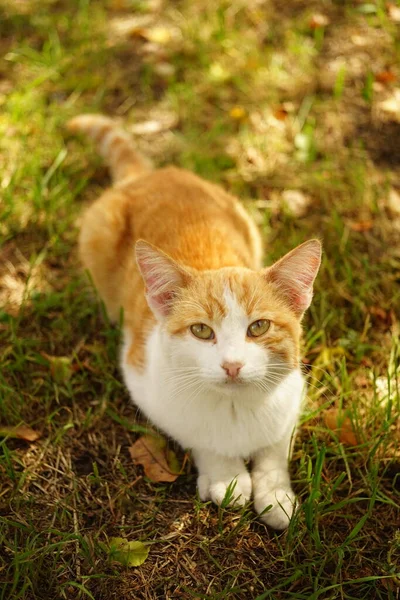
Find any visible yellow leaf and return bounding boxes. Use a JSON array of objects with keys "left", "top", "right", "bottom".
[{"left": 229, "top": 106, "right": 247, "bottom": 121}]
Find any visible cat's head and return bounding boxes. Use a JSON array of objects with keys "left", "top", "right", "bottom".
[{"left": 136, "top": 240, "right": 321, "bottom": 395}]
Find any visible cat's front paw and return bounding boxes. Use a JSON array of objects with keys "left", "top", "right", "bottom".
[
  {"left": 254, "top": 487, "right": 296, "bottom": 530},
  {"left": 198, "top": 471, "right": 252, "bottom": 507}
]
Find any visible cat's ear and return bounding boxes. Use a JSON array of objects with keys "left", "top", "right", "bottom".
[
  {"left": 263, "top": 239, "right": 322, "bottom": 317},
  {"left": 135, "top": 240, "right": 192, "bottom": 318}
]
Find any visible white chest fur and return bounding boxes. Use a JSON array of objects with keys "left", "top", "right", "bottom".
[{"left": 121, "top": 328, "right": 305, "bottom": 458}]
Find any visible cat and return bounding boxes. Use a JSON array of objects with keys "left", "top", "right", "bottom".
[{"left": 67, "top": 114, "right": 321, "bottom": 530}]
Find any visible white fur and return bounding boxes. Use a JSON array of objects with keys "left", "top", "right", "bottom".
[{"left": 121, "top": 289, "right": 305, "bottom": 529}]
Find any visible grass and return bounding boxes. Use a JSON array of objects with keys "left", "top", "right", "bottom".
[{"left": 1, "top": 0, "right": 400, "bottom": 598}]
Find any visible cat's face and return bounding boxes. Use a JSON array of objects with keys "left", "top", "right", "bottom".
[
  {"left": 136, "top": 239, "right": 321, "bottom": 395},
  {"left": 164, "top": 270, "right": 301, "bottom": 393}
]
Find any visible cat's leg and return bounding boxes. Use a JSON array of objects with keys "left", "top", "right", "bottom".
[
  {"left": 192, "top": 449, "right": 252, "bottom": 507},
  {"left": 251, "top": 433, "right": 296, "bottom": 530}
]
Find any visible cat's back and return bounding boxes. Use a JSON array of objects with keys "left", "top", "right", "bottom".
[
  {"left": 78, "top": 163, "right": 262, "bottom": 340},
  {"left": 119, "top": 165, "right": 262, "bottom": 271}
]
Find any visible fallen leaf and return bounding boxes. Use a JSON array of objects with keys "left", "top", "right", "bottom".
[
  {"left": 0, "top": 425, "right": 40, "bottom": 442},
  {"left": 309, "top": 13, "right": 330, "bottom": 29},
  {"left": 324, "top": 408, "right": 359, "bottom": 446},
  {"left": 229, "top": 106, "right": 247, "bottom": 121},
  {"left": 273, "top": 106, "right": 289, "bottom": 121},
  {"left": 387, "top": 3, "right": 400, "bottom": 22},
  {"left": 129, "top": 434, "right": 181, "bottom": 482},
  {"left": 106, "top": 537, "right": 149, "bottom": 567},
  {"left": 375, "top": 71, "right": 396, "bottom": 84},
  {"left": 41, "top": 352, "right": 73, "bottom": 383},
  {"left": 369, "top": 306, "right": 389, "bottom": 321},
  {"left": 349, "top": 220, "right": 373, "bottom": 232}
]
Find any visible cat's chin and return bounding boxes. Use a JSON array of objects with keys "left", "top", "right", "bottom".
[{"left": 209, "top": 379, "right": 257, "bottom": 396}]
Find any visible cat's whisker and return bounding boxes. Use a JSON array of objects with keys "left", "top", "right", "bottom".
[
  {"left": 180, "top": 382, "right": 208, "bottom": 413},
  {"left": 258, "top": 372, "right": 329, "bottom": 400},
  {"left": 163, "top": 373, "right": 201, "bottom": 383},
  {"left": 301, "top": 363, "right": 336, "bottom": 378},
  {"left": 170, "top": 380, "right": 201, "bottom": 397}
]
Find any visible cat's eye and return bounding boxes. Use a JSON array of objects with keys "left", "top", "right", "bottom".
[
  {"left": 247, "top": 319, "right": 271, "bottom": 338},
  {"left": 190, "top": 323, "right": 215, "bottom": 340}
]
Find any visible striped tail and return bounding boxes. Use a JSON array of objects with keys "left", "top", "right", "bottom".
[{"left": 67, "top": 114, "right": 152, "bottom": 184}]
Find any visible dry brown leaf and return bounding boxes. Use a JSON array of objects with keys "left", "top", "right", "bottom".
[
  {"left": 324, "top": 409, "right": 359, "bottom": 446},
  {"left": 375, "top": 71, "right": 396, "bottom": 84},
  {"left": 369, "top": 306, "right": 389, "bottom": 321},
  {"left": 273, "top": 106, "right": 289, "bottom": 121},
  {"left": 0, "top": 425, "right": 40, "bottom": 442},
  {"left": 129, "top": 435, "right": 180, "bottom": 482},
  {"left": 349, "top": 220, "right": 373, "bottom": 232}
]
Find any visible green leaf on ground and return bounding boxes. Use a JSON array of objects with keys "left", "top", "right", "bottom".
[{"left": 106, "top": 537, "right": 149, "bottom": 567}]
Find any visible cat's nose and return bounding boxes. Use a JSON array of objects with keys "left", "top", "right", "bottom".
[{"left": 222, "top": 361, "right": 244, "bottom": 379}]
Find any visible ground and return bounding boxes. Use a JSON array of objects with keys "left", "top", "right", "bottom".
[{"left": 0, "top": 0, "right": 400, "bottom": 599}]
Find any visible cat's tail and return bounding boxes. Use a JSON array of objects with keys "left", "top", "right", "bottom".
[{"left": 66, "top": 114, "right": 152, "bottom": 184}]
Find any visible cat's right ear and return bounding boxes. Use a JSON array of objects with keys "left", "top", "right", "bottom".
[{"left": 135, "top": 240, "right": 192, "bottom": 319}]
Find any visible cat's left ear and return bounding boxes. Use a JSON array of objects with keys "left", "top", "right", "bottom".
[
  {"left": 263, "top": 239, "right": 322, "bottom": 317},
  {"left": 135, "top": 240, "right": 192, "bottom": 319}
]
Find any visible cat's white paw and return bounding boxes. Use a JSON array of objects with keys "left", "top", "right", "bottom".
[
  {"left": 198, "top": 471, "right": 252, "bottom": 507},
  {"left": 254, "top": 487, "right": 296, "bottom": 530}
]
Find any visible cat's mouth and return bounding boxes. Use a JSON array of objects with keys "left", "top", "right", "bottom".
[{"left": 211, "top": 378, "right": 252, "bottom": 391}]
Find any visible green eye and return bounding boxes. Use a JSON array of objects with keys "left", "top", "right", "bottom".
[
  {"left": 247, "top": 319, "right": 271, "bottom": 338},
  {"left": 190, "top": 323, "right": 215, "bottom": 340}
]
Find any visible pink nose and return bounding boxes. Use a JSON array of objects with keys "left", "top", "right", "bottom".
[{"left": 222, "top": 362, "right": 244, "bottom": 379}]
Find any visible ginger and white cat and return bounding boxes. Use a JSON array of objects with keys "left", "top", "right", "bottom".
[{"left": 68, "top": 114, "right": 321, "bottom": 530}]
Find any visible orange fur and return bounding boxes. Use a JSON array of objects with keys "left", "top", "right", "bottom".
[{"left": 69, "top": 115, "right": 317, "bottom": 371}]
